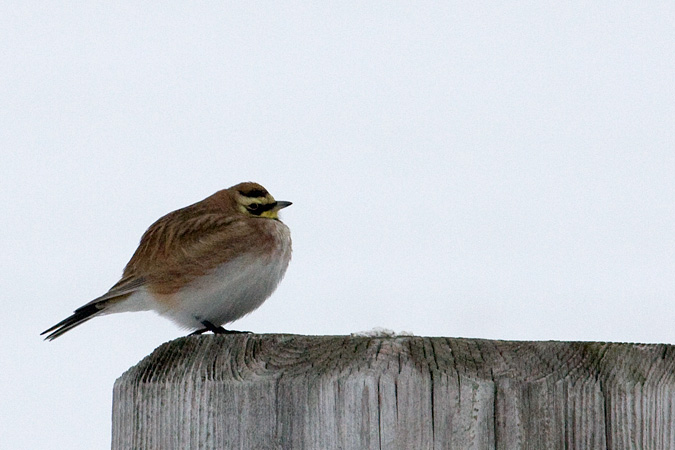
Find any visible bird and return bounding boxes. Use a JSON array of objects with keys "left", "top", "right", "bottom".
[{"left": 41, "top": 182, "right": 292, "bottom": 341}]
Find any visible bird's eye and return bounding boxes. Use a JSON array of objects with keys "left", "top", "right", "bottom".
[{"left": 248, "top": 203, "right": 259, "bottom": 211}]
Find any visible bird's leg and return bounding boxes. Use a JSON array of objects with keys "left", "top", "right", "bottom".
[
  {"left": 188, "top": 320, "right": 220, "bottom": 335},
  {"left": 188, "top": 328, "right": 209, "bottom": 336},
  {"left": 202, "top": 320, "right": 228, "bottom": 334},
  {"left": 189, "top": 320, "right": 251, "bottom": 336}
]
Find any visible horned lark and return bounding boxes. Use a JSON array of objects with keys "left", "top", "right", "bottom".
[{"left": 42, "top": 182, "right": 292, "bottom": 340}]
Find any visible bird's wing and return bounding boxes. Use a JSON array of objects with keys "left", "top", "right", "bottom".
[{"left": 122, "top": 212, "right": 254, "bottom": 295}]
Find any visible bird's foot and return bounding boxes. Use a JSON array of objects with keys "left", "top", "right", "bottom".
[
  {"left": 217, "top": 329, "right": 252, "bottom": 334},
  {"left": 189, "top": 320, "right": 252, "bottom": 336},
  {"left": 188, "top": 328, "right": 209, "bottom": 336}
]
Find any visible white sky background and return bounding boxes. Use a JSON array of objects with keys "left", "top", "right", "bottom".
[{"left": 2, "top": 2, "right": 674, "bottom": 448}]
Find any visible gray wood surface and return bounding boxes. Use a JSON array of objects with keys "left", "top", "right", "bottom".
[{"left": 112, "top": 335, "right": 675, "bottom": 449}]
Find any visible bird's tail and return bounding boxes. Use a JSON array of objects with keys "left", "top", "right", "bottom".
[
  {"left": 40, "top": 295, "right": 131, "bottom": 341},
  {"left": 42, "top": 275, "right": 145, "bottom": 341}
]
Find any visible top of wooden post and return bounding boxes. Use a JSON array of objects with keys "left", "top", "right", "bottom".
[
  {"left": 116, "top": 333, "right": 675, "bottom": 384},
  {"left": 113, "top": 335, "right": 675, "bottom": 449}
]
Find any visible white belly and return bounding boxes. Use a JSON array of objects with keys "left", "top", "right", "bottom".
[{"left": 146, "top": 248, "right": 291, "bottom": 329}]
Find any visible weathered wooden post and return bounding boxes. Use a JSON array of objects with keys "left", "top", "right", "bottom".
[{"left": 112, "top": 334, "right": 675, "bottom": 449}]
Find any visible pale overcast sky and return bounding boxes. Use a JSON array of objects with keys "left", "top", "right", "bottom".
[{"left": 2, "top": 2, "right": 675, "bottom": 449}]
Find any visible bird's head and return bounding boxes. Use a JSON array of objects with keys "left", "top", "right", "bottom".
[{"left": 230, "top": 182, "right": 292, "bottom": 220}]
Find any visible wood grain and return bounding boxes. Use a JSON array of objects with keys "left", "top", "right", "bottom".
[{"left": 112, "top": 335, "right": 675, "bottom": 449}]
